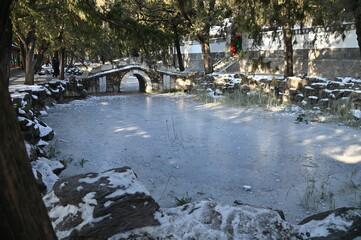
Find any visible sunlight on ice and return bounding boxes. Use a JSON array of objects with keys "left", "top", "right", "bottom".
[
  {"left": 114, "top": 126, "right": 138, "bottom": 133},
  {"left": 325, "top": 144, "right": 361, "bottom": 163},
  {"left": 100, "top": 101, "right": 110, "bottom": 106},
  {"left": 168, "top": 159, "right": 178, "bottom": 165}
]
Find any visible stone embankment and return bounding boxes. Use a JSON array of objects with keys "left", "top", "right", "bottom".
[
  {"left": 10, "top": 76, "right": 87, "bottom": 192},
  {"left": 199, "top": 73, "right": 361, "bottom": 109}
]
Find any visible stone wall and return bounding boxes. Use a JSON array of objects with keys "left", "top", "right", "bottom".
[
  {"left": 10, "top": 78, "right": 88, "bottom": 193},
  {"left": 226, "top": 48, "right": 361, "bottom": 79},
  {"left": 182, "top": 52, "right": 226, "bottom": 70},
  {"left": 199, "top": 73, "right": 361, "bottom": 111}
]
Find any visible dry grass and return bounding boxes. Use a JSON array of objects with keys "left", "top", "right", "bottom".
[{"left": 192, "top": 87, "right": 284, "bottom": 109}]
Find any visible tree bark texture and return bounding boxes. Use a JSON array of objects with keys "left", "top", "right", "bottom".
[
  {"left": 0, "top": 1, "right": 57, "bottom": 239},
  {"left": 34, "top": 42, "right": 49, "bottom": 73},
  {"left": 19, "top": 43, "right": 26, "bottom": 71},
  {"left": 283, "top": 22, "right": 294, "bottom": 77},
  {"left": 59, "top": 47, "right": 66, "bottom": 80},
  {"left": 173, "top": 26, "right": 185, "bottom": 71},
  {"left": 198, "top": 35, "right": 214, "bottom": 74},
  {"left": 282, "top": 0, "right": 294, "bottom": 78},
  {"left": 0, "top": 0, "right": 12, "bottom": 87},
  {"left": 15, "top": 25, "right": 36, "bottom": 85}
]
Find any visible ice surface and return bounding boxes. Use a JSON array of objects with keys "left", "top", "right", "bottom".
[{"left": 43, "top": 94, "right": 361, "bottom": 224}]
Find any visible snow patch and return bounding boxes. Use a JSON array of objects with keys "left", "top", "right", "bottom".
[
  {"left": 104, "top": 201, "right": 114, "bottom": 208},
  {"left": 18, "top": 109, "right": 26, "bottom": 115},
  {"left": 9, "top": 84, "right": 46, "bottom": 93},
  {"left": 25, "top": 142, "right": 32, "bottom": 158},
  {"left": 36, "top": 140, "right": 49, "bottom": 147},
  {"left": 40, "top": 110, "right": 48, "bottom": 116},
  {"left": 31, "top": 157, "right": 62, "bottom": 190},
  {"left": 78, "top": 169, "right": 150, "bottom": 198},
  {"left": 298, "top": 213, "right": 354, "bottom": 238},
  {"left": 308, "top": 96, "right": 318, "bottom": 100},
  {"left": 110, "top": 201, "right": 294, "bottom": 240},
  {"left": 351, "top": 109, "right": 361, "bottom": 119},
  {"left": 35, "top": 120, "right": 53, "bottom": 138},
  {"left": 44, "top": 191, "right": 111, "bottom": 240}
]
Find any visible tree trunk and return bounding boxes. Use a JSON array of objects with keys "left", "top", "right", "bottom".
[
  {"left": 34, "top": 42, "right": 49, "bottom": 73},
  {"left": 197, "top": 35, "right": 213, "bottom": 74},
  {"left": 351, "top": 3, "right": 361, "bottom": 56},
  {"left": 0, "top": 1, "right": 12, "bottom": 87},
  {"left": 59, "top": 47, "right": 65, "bottom": 80},
  {"left": 15, "top": 24, "right": 36, "bottom": 85},
  {"left": 283, "top": 23, "right": 294, "bottom": 78},
  {"left": 282, "top": 1, "right": 294, "bottom": 78},
  {"left": 0, "top": 1, "right": 57, "bottom": 239},
  {"left": 69, "top": 53, "right": 74, "bottom": 65},
  {"left": 34, "top": 53, "right": 44, "bottom": 74},
  {"left": 173, "top": 26, "right": 185, "bottom": 71},
  {"left": 19, "top": 43, "right": 26, "bottom": 70},
  {"left": 24, "top": 44, "right": 36, "bottom": 85}
]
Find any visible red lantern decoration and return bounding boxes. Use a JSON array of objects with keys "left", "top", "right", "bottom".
[{"left": 231, "top": 35, "right": 243, "bottom": 56}]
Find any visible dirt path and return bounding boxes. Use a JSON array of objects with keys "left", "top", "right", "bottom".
[{"left": 42, "top": 93, "right": 361, "bottom": 223}]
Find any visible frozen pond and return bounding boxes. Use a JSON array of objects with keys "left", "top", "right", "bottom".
[{"left": 43, "top": 93, "right": 361, "bottom": 223}]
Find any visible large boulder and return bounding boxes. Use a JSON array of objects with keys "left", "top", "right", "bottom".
[
  {"left": 297, "top": 207, "right": 361, "bottom": 239},
  {"left": 110, "top": 203, "right": 361, "bottom": 240},
  {"left": 110, "top": 201, "right": 297, "bottom": 240},
  {"left": 43, "top": 167, "right": 160, "bottom": 240}
]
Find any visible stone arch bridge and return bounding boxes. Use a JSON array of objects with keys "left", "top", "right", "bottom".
[{"left": 83, "top": 65, "right": 190, "bottom": 94}]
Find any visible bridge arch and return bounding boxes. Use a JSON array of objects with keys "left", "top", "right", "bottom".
[{"left": 120, "top": 69, "right": 152, "bottom": 93}]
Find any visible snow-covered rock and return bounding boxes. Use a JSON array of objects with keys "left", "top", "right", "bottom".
[
  {"left": 43, "top": 167, "right": 160, "bottom": 240},
  {"left": 351, "top": 109, "right": 361, "bottom": 119},
  {"left": 35, "top": 119, "right": 54, "bottom": 141},
  {"left": 25, "top": 141, "right": 38, "bottom": 161},
  {"left": 111, "top": 201, "right": 296, "bottom": 240},
  {"left": 18, "top": 117, "right": 40, "bottom": 144},
  {"left": 31, "top": 157, "right": 64, "bottom": 191},
  {"left": 297, "top": 207, "right": 361, "bottom": 239},
  {"left": 41, "top": 163, "right": 361, "bottom": 240},
  {"left": 11, "top": 92, "right": 32, "bottom": 110}
]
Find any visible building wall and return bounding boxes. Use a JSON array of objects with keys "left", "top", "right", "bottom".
[
  {"left": 180, "top": 27, "right": 361, "bottom": 79},
  {"left": 180, "top": 38, "right": 228, "bottom": 70}
]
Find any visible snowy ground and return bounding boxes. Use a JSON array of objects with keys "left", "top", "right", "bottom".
[{"left": 42, "top": 93, "right": 361, "bottom": 224}]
